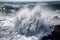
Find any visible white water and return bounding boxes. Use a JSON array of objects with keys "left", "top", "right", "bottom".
[{"left": 0, "top": 3, "right": 60, "bottom": 40}]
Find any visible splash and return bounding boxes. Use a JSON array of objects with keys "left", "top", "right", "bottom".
[
  {"left": 0, "top": 3, "right": 60, "bottom": 40},
  {"left": 15, "top": 5, "right": 54, "bottom": 40}
]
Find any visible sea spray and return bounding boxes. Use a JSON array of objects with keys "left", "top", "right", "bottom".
[{"left": 15, "top": 5, "right": 54, "bottom": 40}]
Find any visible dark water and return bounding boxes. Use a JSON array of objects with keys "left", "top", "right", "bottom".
[{"left": 0, "top": 2, "right": 60, "bottom": 40}]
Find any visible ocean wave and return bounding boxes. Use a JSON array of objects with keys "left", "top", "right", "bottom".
[{"left": 0, "top": 2, "right": 60, "bottom": 40}]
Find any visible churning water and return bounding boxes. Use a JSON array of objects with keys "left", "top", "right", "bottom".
[{"left": 0, "top": 2, "right": 60, "bottom": 40}]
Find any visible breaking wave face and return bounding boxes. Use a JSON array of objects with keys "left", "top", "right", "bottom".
[
  {"left": 0, "top": 3, "right": 60, "bottom": 40},
  {"left": 15, "top": 5, "right": 54, "bottom": 40}
]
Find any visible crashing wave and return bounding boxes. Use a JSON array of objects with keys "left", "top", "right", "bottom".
[{"left": 0, "top": 2, "right": 60, "bottom": 40}]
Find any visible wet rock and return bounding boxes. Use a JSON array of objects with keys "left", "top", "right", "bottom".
[{"left": 42, "top": 25, "right": 60, "bottom": 40}]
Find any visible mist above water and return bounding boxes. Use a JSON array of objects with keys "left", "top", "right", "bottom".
[{"left": 0, "top": 2, "right": 60, "bottom": 40}]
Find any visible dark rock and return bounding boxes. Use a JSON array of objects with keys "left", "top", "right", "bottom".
[{"left": 42, "top": 25, "right": 60, "bottom": 40}]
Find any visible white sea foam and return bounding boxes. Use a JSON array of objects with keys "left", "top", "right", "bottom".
[{"left": 0, "top": 3, "right": 60, "bottom": 40}]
